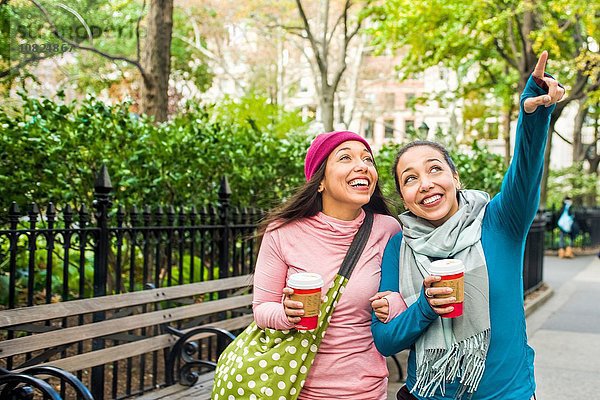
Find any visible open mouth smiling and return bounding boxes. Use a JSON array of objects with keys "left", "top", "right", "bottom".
[
  {"left": 422, "top": 194, "right": 442, "bottom": 205},
  {"left": 349, "top": 178, "right": 370, "bottom": 188}
]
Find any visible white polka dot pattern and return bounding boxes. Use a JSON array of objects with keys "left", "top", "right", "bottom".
[{"left": 212, "top": 275, "right": 349, "bottom": 399}]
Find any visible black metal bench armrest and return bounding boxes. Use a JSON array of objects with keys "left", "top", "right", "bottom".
[
  {"left": 165, "top": 326, "right": 236, "bottom": 386},
  {"left": 0, "top": 366, "right": 94, "bottom": 400},
  {"left": 21, "top": 366, "right": 94, "bottom": 400},
  {"left": 0, "top": 371, "right": 63, "bottom": 400}
]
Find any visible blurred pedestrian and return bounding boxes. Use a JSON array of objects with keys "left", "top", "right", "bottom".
[{"left": 557, "top": 196, "right": 577, "bottom": 258}]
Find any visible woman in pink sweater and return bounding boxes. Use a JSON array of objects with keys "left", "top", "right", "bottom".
[{"left": 252, "top": 130, "right": 401, "bottom": 399}]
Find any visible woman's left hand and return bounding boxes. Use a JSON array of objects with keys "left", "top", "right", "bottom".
[
  {"left": 369, "top": 291, "right": 392, "bottom": 322},
  {"left": 523, "top": 50, "right": 565, "bottom": 113}
]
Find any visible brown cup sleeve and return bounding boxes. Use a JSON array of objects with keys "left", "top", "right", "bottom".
[{"left": 431, "top": 277, "right": 464, "bottom": 302}]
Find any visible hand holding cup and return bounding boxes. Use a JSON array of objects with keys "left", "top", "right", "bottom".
[
  {"left": 423, "top": 276, "right": 456, "bottom": 316},
  {"left": 286, "top": 273, "right": 324, "bottom": 330},
  {"left": 424, "top": 259, "right": 465, "bottom": 318},
  {"left": 283, "top": 287, "right": 305, "bottom": 325}
]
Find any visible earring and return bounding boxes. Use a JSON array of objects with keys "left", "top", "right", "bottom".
[{"left": 318, "top": 185, "right": 324, "bottom": 193}]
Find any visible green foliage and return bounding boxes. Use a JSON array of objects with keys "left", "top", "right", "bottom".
[
  {"left": 0, "top": 233, "right": 95, "bottom": 306},
  {"left": 546, "top": 164, "right": 599, "bottom": 209},
  {"left": 0, "top": 274, "right": 8, "bottom": 305},
  {"left": 213, "top": 93, "right": 307, "bottom": 139},
  {"left": 0, "top": 92, "right": 309, "bottom": 306},
  {"left": 0, "top": 92, "right": 310, "bottom": 214},
  {"left": 169, "top": 7, "right": 213, "bottom": 92},
  {"left": 1, "top": 1, "right": 213, "bottom": 97},
  {"left": 375, "top": 137, "right": 506, "bottom": 215},
  {"left": 451, "top": 141, "right": 506, "bottom": 196}
]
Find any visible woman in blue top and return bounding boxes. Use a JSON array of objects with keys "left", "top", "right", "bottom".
[
  {"left": 556, "top": 196, "right": 577, "bottom": 258},
  {"left": 370, "top": 51, "right": 564, "bottom": 399}
]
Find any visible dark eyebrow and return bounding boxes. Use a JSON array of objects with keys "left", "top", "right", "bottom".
[
  {"left": 335, "top": 147, "right": 352, "bottom": 154},
  {"left": 401, "top": 158, "right": 443, "bottom": 176},
  {"left": 335, "top": 147, "right": 371, "bottom": 155}
]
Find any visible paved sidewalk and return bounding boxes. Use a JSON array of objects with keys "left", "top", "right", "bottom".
[
  {"left": 386, "top": 253, "right": 600, "bottom": 399},
  {"left": 527, "top": 254, "right": 600, "bottom": 399}
]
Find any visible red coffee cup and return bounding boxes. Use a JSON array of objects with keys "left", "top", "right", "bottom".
[
  {"left": 429, "top": 259, "right": 465, "bottom": 318},
  {"left": 287, "top": 273, "right": 324, "bottom": 330}
]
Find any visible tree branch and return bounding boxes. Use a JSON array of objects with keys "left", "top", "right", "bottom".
[
  {"left": 0, "top": 54, "right": 52, "bottom": 78},
  {"left": 326, "top": 3, "right": 346, "bottom": 48},
  {"left": 295, "top": 0, "right": 326, "bottom": 75},
  {"left": 136, "top": 0, "right": 146, "bottom": 62},
  {"left": 553, "top": 129, "right": 572, "bottom": 145},
  {"left": 331, "top": 1, "right": 353, "bottom": 93},
  {"left": 513, "top": 13, "right": 529, "bottom": 73},
  {"left": 321, "top": 0, "right": 330, "bottom": 68},
  {"left": 30, "top": 0, "right": 148, "bottom": 82},
  {"left": 505, "top": 16, "right": 519, "bottom": 64},
  {"left": 478, "top": 62, "right": 498, "bottom": 85},
  {"left": 494, "top": 39, "right": 519, "bottom": 71}
]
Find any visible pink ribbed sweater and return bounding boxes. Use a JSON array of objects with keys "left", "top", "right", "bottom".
[{"left": 252, "top": 210, "right": 401, "bottom": 399}]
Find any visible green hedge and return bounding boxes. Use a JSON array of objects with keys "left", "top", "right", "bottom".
[{"left": 0, "top": 93, "right": 310, "bottom": 213}]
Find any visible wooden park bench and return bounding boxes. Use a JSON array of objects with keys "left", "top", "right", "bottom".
[{"left": 0, "top": 275, "right": 253, "bottom": 400}]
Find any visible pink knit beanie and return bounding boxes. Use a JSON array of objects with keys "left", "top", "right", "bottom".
[{"left": 304, "top": 131, "right": 372, "bottom": 181}]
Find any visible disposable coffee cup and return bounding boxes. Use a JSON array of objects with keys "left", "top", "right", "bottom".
[
  {"left": 429, "top": 259, "right": 465, "bottom": 318},
  {"left": 287, "top": 273, "right": 324, "bottom": 330}
]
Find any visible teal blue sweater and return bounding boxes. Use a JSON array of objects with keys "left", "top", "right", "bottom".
[{"left": 372, "top": 75, "right": 555, "bottom": 399}]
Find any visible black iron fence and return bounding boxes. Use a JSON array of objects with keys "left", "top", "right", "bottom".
[
  {"left": 0, "top": 167, "right": 263, "bottom": 398},
  {"left": 0, "top": 168, "right": 262, "bottom": 309},
  {"left": 523, "top": 210, "right": 546, "bottom": 294}
]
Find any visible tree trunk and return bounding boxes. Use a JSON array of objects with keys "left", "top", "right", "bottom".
[
  {"left": 341, "top": 37, "right": 365, "bottom": 129},
  {"left": 572, "top": 98, "right": 588, "bottom": 162},
  {"left": 502, "top": 98, "right": 515, "bottom": 167},
  {"left": 540, "top": 101, "right": 568, "bottom": 206},
  {"left": 321, "top": 88, "right": 335, "bottom": 132},
  {"left": 140, "top": 0, "right": 173, "bottom": 122}
]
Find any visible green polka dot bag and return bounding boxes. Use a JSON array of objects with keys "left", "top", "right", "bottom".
[{"left": 212, "top": 212, "right": 373, "bottom": 400}]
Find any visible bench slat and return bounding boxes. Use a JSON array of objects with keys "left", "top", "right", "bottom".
[
  {"left": 136, "top": 372, "right": 215, "bottom": 400},
  {"left": 0, "top": 295, "right": 252, "bottom": 358},
  {"left": 0, "top": 275, "right": 252, "bottom": 328},
  {"left": 14, "top": 315, "right": 253, "bottom": 373}
]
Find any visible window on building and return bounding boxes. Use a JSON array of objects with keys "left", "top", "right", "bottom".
[
  {"left": 385, "top": 93, "right": 395, "bottom": 110},
  {"left": 363, "top": 119, "right": 374, "bottom": 139},
  {"left": 300, "top": 76, "right": 310, "bottom": 93},
  {"left": 365, "top": 93, "right": 377, "bottom": 104},
  {"left": 405, "top": 93, "right": 415, "bottom": 108},
  {"left": 384, "top": 119, "right": 394, "bottom": 138}
]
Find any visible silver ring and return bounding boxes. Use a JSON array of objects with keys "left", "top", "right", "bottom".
[{"left": 425, "top": 288, "right": 433, "bottom": 299}]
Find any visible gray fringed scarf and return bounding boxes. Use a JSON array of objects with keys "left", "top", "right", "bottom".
[{"left": 399, "top": 190, "right": 491, "bottom": 398}]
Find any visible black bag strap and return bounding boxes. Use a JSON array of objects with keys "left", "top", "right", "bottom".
[{"left": 338, "top": 211, "right": 374, "bottom": 279}]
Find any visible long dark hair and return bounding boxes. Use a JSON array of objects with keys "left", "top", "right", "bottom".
[
  {"left": 392, "top": 140, "right": 458, "bottom": 197},
  {"left": 258, "top": 159, "right": 393, "bottom": 237}
]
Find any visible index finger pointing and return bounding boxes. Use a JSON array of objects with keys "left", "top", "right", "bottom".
[{"left": 532, "top": 51, "right": 548, "bottom": 78}]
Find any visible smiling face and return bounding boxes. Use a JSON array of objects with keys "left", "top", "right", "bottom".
[
  {"left": 320, "top": 140, "right": 378, "bottom": 220},
  {"left": 396, "top": 145, "right": 460, "bottom": 226}
]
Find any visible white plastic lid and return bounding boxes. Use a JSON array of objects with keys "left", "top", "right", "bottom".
[
  {"left": 429, "top": 259, "right": 465, "bottom": 276},
  {"left": 287, "top": 273, "right": 324, "bottom": 290}
]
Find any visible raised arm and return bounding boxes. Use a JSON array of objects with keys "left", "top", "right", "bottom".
[{"left": 488, "top": 51, "right": 565, "bottom": 238}]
